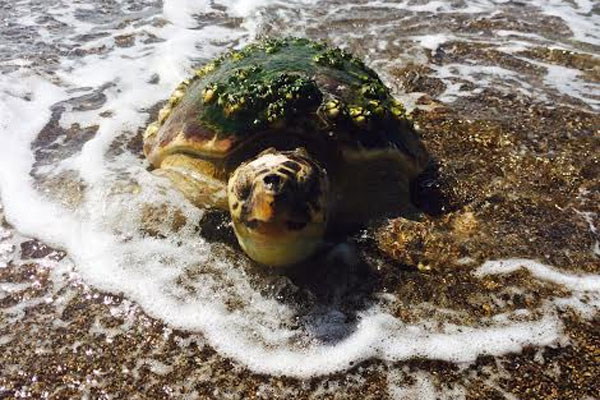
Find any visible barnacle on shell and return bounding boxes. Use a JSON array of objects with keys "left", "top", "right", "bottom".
[
  {"left": 158, "top": 104, "right": 172, "bottom": 124},
  {"left": 144, "top": 122, "right": 159, "bottom": 139},
  {"left": 151, "top": 37, "right": 413, "bottom": 141}
]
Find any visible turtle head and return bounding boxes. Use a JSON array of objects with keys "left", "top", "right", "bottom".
[{"left": 227, "top": 148, "right": 329, "bottom": 266}]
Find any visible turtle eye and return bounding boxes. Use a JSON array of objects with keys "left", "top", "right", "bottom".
[
  {"left": 263, "top": 174, "right": 282, "bottom": 190},
  {"left": 235, "top": 181, "right": 252, "bottom": 200},
  {"left": 232, "top": 171, "right": 254, "bottom": 200}
]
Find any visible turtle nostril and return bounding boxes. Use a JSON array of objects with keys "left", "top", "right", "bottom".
[
  {"left": 263, "top": 174, "right": 282, "bottom": 190},
  {"left": 245, "top": 219, "right": 259, "bottom": 230}
]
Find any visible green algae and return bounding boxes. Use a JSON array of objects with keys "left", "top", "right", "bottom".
[{"left": 153, "top": 37, "right": 411, "bottom": 140}]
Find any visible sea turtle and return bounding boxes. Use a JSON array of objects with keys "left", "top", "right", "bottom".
[{"left": 143, "top": 37, "right": 429, "bottom": 266}]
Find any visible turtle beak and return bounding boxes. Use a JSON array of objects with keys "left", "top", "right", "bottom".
[
  {"left": 246, "top": 173, "right": 286, "bottom": 223},
  {"left": 247, "top": 190, "right": 275, "bottom": 223}
]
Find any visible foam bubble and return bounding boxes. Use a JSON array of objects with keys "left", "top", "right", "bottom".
[
  {"left": 416, "top": 34, "right": 448, "bottom": 54},
  {"left": 543, "top": 64, "right": 600, "bottom": 110},
  {"left": 531, "top": 0, "right": 600, "bottom": 45},
  {"left": 388, "top": 370, "right": 467, "bottom": 400},
  {"left": 476, "top": 259, "right": 600, "bottom": 292},
  {"left": 163, "top": 0, "right": 212, "bottom": 28},
  {"left": 0, "top": 335, "right": 13, "bottom": 345}
]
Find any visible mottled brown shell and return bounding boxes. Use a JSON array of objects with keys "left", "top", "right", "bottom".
[{"left": 143, "top": 37, "right": 428, "bottom": 179}]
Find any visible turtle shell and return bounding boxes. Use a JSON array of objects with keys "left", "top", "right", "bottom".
[{"left": 143, "top": 37, "right": 427, "bottom": 179}]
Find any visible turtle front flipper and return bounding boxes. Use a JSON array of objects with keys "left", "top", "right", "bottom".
[
  {"left": 154, "top": 154, "right": 229, "bottom": 210},
  {"left": 331, "top": 147, "right": 424, "bottom": 232}
]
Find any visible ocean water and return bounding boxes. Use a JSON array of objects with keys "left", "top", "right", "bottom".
[{"left": 0, "top": 0, "right": 598, "bottom": 398}]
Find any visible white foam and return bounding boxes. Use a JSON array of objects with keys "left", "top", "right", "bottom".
[
  {"left": 495, "top": 30, "right": 548, "bottom": 41},
  {"left": 0, "top": 335, "right": 13, "bottom": 345},
  {"left": 434, "top": 63, "right": 536, "bottom": 103},
  {"left": 163, "top": 0, "right": 212, "bottom": 28},
  {"left": 0, "top": 281, "right": 31, "bottom": 295},
  {"left": 530, "top": 0, "right": 600, "bottom": 45},
  {"left": 543, "top": 64, "right": 600, "bottom": 110},
  {"left": 388, "top": 370, "right": 467, "bottom": 400},
  {"left": 146, "top": 359, "right": 174, "bottom": 376},
  {"left": 475, "top": 259, "right": 600, "bottom": 292},
  {"left": 0, "top": 241, "right": 15, "bottom": 269},
  {"left": 416, "top": 34, "right": 448, "bottom": 54},
  {"left": 329, "top": 0, "right": 488, "bottom": 14}
]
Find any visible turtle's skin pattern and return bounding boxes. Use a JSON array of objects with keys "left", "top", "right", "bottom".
[
  {"left": 143, "top": 37, "right": 428, "bottom": 265},
  {"left": 143, "top": 37, "right": 427, "bottom": 178}
]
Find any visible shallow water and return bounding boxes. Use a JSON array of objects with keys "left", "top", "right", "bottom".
[{"left": 0, "top": 0, "right": 599, "bottom": 398}]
